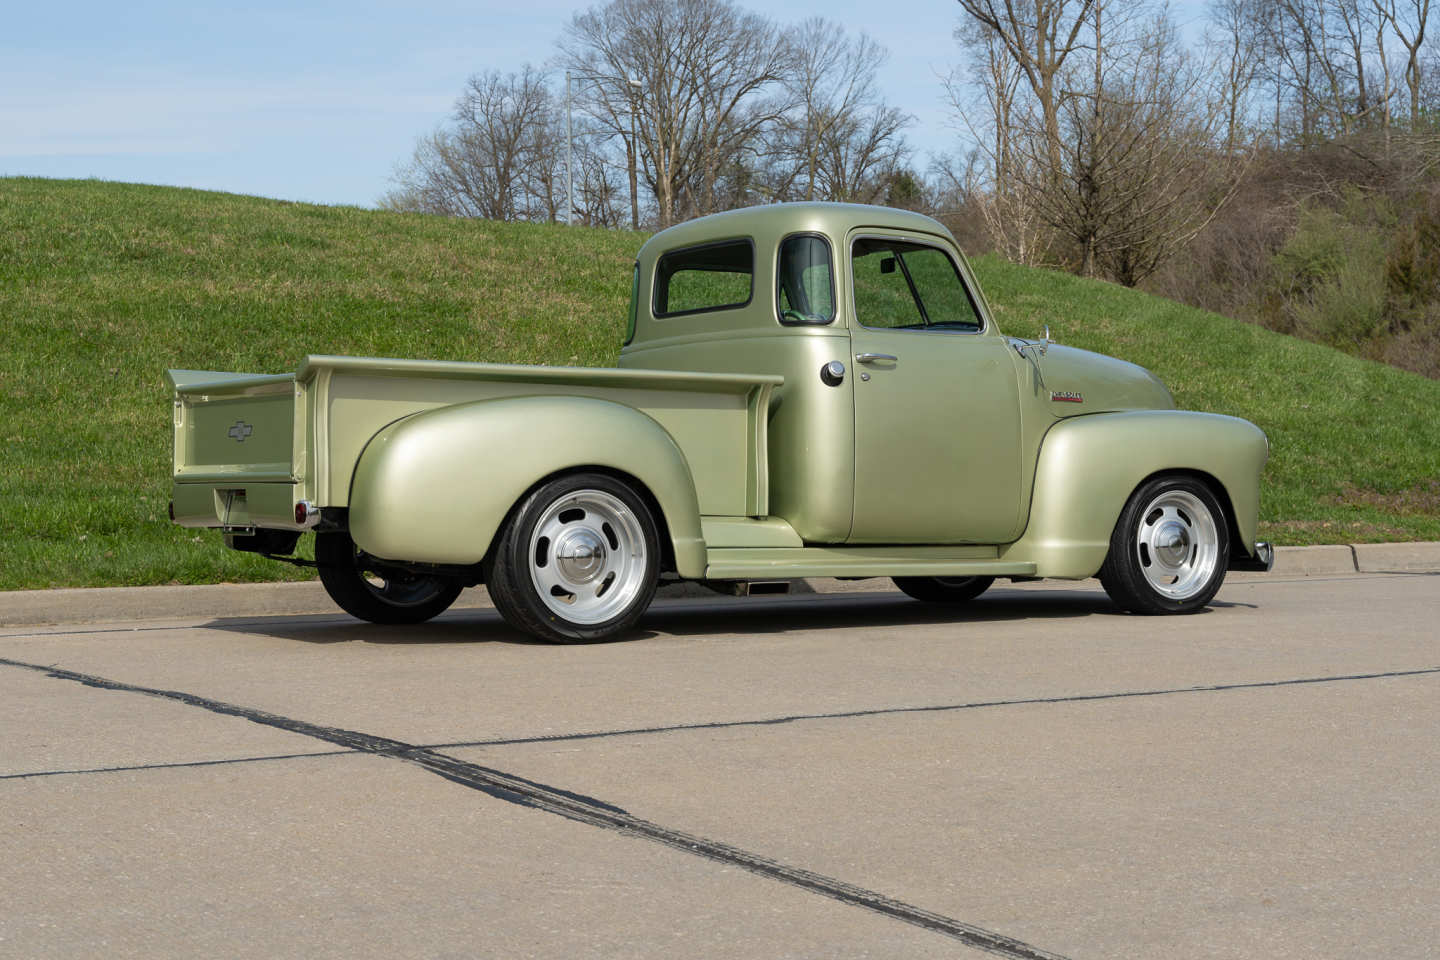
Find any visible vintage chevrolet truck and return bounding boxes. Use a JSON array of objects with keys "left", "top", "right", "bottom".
[{"left": 167, "top": 202, "right": 1272, "bottom": 642}]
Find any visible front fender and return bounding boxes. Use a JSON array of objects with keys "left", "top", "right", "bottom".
[
  {"left": 1000, "top": 410, "right": 1269, "bottom": 578},
  {"left": 347, "top": 395, "right": 705, "bottom": 575}
]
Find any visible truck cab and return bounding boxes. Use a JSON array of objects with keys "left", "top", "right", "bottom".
[{"left": 623, "top": 203, "right": 1176, "bottom": 550}]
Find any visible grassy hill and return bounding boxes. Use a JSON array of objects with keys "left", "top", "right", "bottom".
[{"left": 2, "top": 177, "right": 1436, "bottom": 590}]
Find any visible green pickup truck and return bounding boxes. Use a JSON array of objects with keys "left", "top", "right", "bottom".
[{"left": 167, "top": 202, "right": 1271, "bottom": 642}]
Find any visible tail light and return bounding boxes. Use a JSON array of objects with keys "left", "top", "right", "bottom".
[{"left": 294, "top": 501, "right": 320, "bottom": 528}]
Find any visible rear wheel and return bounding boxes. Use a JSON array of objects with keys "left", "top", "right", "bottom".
[
  {"left": 892, "top": 576, "right": 995, "bottom": 603},
  {"left": 1099, "top": 476, "right": 1229, "bottom": 615},
  {"left": 487, "top": 473, "right": 660, "bottom": 644},
  {"left": 315, "top": 531, "right": 463, "bottom": 624}
]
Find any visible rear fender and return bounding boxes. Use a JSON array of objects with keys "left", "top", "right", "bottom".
[
  {"left": 347, "top": 395, "right": 705, "bottom": 576},
  {"left": 1000, "top": 410, "right": 1269, "bottom": 577}
]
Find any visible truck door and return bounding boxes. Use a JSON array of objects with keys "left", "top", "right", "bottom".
[{"left": 846, "top": 234, "right": 1025, "bottom": 544}]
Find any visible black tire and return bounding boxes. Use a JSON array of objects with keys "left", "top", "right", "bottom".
[
  {"left": 487, "top": 473, "right": 660, "bottom": 644},
  {"left": 892, "top": 575, "right": 995, "bottom": 603},
  {"left": 1099, "top": 475, "right": 1230, "bottom": 615},
  {"left": 315, "top": 531, "right": 463, "bottom": 625}
]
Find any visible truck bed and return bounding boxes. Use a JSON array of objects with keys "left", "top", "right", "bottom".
[{"left": 168, "top": 355, "right": 781, "bottom": 533}]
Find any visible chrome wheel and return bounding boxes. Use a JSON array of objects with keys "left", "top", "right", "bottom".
[
  {"left": 1132, "top": 488, "right": 1221, "bottom": 600},
  {"left": 1100, "top": 475, "right": 1230, "bottom": 616},
  {"left": 527, "top": 489, "right": 649, "bottom": 626}
]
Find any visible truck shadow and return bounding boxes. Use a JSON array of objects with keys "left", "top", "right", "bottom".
[{"left": 201, "top": 586, "right": 1253, "bottom": 646}]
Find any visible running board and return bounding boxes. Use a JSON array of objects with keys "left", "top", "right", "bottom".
[{"left": 704, "top": 546, "right": 1035, "bottom": 581}]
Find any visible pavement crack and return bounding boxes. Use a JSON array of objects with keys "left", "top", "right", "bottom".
[
  {"left": 430, "top": 665, "right": 1440, "bottom": 751},
  {"left": 0, "top": 655, "right": 1071, "bottom": 959},
  {"left": 0, "top": 750, "right": 353, "bottom": 781}
]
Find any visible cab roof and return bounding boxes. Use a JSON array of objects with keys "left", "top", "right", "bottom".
[
  {"left": 635, "top": 202, "right": 955, "bottom": 263},
  {"left": 625, "top": 202, "right": 975, "bottom": 350}
]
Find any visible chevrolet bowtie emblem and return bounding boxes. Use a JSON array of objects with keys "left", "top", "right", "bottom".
[{"left": 227, "top": 420, "right": 254, "bottom": 442}]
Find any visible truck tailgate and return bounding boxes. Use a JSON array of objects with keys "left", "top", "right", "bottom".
[{"left": 167, "top": 369, "right": 305, "bottom": 530}]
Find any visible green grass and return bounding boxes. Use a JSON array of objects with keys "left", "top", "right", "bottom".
[{"left": 1, "top": 177, "right": 1436, "bottom": 590}]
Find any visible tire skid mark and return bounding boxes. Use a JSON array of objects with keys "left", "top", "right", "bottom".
[{"left": 0, "top": 656, "right": 1070, "bottom": 959}]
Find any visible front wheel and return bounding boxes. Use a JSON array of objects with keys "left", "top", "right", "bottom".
[
  {"left": 1099, "top": 476, "right": 1230, "bottom": 615},
  {"left": 315, "top": 531, "right": 463, "bottom": 624},
  {"left": 487, "top": 473, "right": 660, "bottom": 643}
]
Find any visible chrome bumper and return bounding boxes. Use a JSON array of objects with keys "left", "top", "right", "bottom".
[{"left": 1228, "top": 541, "right": 1275, "bottom": 573}]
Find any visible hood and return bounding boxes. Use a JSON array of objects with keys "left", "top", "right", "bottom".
[{"left": 1013, "top": 341, "right": 1174, "bottom": 416}]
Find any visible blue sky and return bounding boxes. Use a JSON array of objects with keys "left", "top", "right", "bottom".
[{"left": 3, "top": 1, "right": 1208, "bottom": 208}]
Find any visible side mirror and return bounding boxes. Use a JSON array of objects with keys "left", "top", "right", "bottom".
[
  {"left": 1013, "top": 324, "right": 1055, "bottom": 360},
  {"left": 880, "top": 257, "right": 896, "bottom": 274}
]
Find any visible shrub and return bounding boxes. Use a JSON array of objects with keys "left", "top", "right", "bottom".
[
  {"left": 1384, "top": 189, "right": 1440, "bottom": 329},
  {"left": 1263, "top": 190, "right": 1392, "bottom": 346}
]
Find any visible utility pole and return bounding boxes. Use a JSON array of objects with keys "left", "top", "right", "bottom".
[
  {"left": 565, "top": 71, "right": 575, "bottom": 226},
  {"left": 565, "top": 72, "right": 644, "bottom": 228},
  {"left": 627, "top": 78, "right": 642, "bottom": 231}
]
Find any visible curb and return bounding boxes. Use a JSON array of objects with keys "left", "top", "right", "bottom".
[
  {"left": 1262, "top": 541, "right": 1440, "bottom": 576},
  {"left": 2, "top": 543, "right": 1437, "bottom": 629},
  {"left": 0, "top": 576, "right": 896, "bottom": 629}
]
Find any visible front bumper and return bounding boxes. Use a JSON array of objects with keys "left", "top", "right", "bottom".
[{"left": 1228, "top": 541, "right": 1275, "bottom": 573}]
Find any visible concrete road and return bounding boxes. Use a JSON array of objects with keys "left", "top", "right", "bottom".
[{"left": 1, "top": 572, "right": 1436, "bottom": 959}]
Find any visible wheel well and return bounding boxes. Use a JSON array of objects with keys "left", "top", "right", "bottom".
[
  {"left": 1137, "top": 468, "right": 1245, "bottom": 558},
  {"left": 480, "top": 466, "right": 678, "bottom": 578}
]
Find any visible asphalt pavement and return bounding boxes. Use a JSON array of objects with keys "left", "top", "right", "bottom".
[{"left": 2, "top": 571, "right": 1437, "bottom": 959}]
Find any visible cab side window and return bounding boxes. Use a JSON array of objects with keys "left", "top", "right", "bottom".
[
  {"left": 776, "top": 235, "right": 835, "bottom": 325},
  {"left": 851, "top": 238, "right": 983, "bottom": 332}
]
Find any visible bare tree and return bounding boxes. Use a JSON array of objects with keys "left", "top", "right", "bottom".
[
  {"left": 1377, "top": 0, "right": 1432, "bottom": 125},
  {"left": 1077, "top": 14, "right": 1240, "bottom": 285},
  {"left": 945, "top": 17, "right": 1055, "bottom": 263},
  {"left": 559, "top": 0, "right": 793, "bottom": 227},
  {"left": 1206, "top": 0, "right": 1266, "bottom": 154},
  {"left": 773, "top": 19, "right": 912, "bottom": 203},
  {"left": 961, "top": 1, "right": 1241, "bottom": 284},
  {"left": 954, "top": 0, "right": 1099, "bottom": 175},
  {"left": 382, "top": 66, "right": 565, "bottom": 221},
  {"left": 569, "top": 133, "right": 628, "bottom": 227}
]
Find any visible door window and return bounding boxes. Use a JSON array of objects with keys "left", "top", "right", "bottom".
[{"left": 851, "top": 238, "right": 983, "bottom": 332}]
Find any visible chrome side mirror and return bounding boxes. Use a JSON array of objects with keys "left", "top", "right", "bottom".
[{"left": 1014, "top": 324, "right": 1054, "bottom": 360}]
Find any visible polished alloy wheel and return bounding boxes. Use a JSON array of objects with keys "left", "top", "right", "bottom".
[
  {"left": 527, "top": 489, "right": 649, "bottom": 625},
  {"left": 1131, "top": 488, "right": 1221, "bottom": 600}
]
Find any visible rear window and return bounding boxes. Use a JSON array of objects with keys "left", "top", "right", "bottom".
[{"left": 653, "top": 239, "right": 754, "bottom": 318}]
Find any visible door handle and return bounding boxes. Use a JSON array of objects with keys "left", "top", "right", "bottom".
[{"left": 854, "top": 353, "right": 898, "bottom": 363}]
